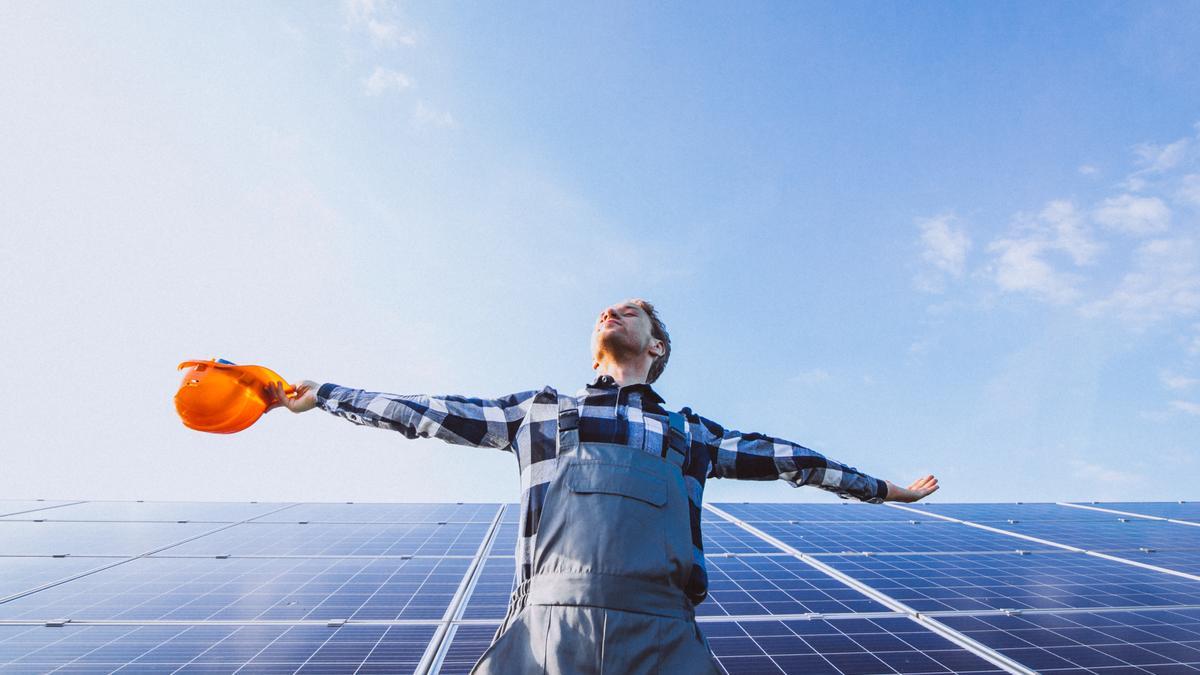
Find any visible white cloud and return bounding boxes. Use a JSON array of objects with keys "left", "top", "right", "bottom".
[
  {"left": 1133, "top": 137, "right": 1190, "bottom": 175},
  {"left": 1170, "top": 400, "right": 1200, "bottom": 416},
  {"left": 1092, "top": 194, "right": 1171, "bottom": 235},
  {"left": 791, "top": 369, "right": 830, "bottom": 385},
  {"left": 412, "top": 100, "right": 456, "bottom": 129},
  {"left": 1191, "top": 324, "right": 1200, "bottom": 356},
  {"left": 914, "top": 214, "right": 970, "bottom": 292},
  {"left": 1160, "top": 370, "right": 1198, "bottom": 390},
  {"left": 1082, "top": 238, "right": 1200, "bottom": 326},
  {"left": 367, "top": 19, "right": 416, "bottom": 47},
  {"left": 364, "top": 66, "right": 411, "bottom": 96},
  {"left": 1178, "top": 174, "right": 1200, "bottom": 207},
  {"left": 1078, "top": 164, "right": 1099, "bottom": 176},
  {"left": 985, "top": 200, "right": 1099, "bottom": 304},
  {"left": 989, "top": 237, "right": 1082, "bottom": 303},
  {"left": 343, "top": 0, "right": 416, "bottom": 48}
]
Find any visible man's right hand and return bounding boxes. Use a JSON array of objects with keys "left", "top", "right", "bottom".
[{"left": 268, "top": 380, "right": 319, "bottom": 414}]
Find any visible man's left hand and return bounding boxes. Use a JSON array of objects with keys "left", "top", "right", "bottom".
[{"left": 883, "top": 475, "right": 939, "bottom": 503}]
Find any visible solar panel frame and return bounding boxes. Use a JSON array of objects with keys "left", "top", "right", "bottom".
[
  {"left": 153, "top": 522, "right": 492, "bottom": 558},
  {"left": 0, "top": 501, "right": 290, "bottom": 523}
]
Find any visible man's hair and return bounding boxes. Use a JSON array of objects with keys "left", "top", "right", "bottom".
[{"left": 630, "top": 298, "right": 671, "bottom": 383}]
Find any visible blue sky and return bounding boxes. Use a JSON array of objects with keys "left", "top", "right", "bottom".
[{"left": 1, "top": 1, "right": 1198, "bottom": 504}]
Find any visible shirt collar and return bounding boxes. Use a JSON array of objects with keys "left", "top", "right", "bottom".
[{"left": 585, "top": 374, "right": 665, "bottom": 405}]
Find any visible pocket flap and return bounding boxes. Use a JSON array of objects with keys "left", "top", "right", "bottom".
[{"left": 568, "top": 463, "right": 667, "bottom": 507}]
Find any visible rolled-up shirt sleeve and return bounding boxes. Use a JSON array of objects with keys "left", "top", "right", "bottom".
[
  {"left": 688, "top": 412, "right": 887, "bottom": 503},
  {"left": 315, "top": 383, "right": 537, "bottom": 451}
]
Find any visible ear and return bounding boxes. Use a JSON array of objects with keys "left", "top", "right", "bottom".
[{"left": 649, "top": 340, "right": 664, "bottom": 358}]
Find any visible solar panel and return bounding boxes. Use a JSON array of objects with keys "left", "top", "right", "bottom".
[
  {"left": 1070, "top": 501, "right": 1200, "bottom": 523},
  {"left": 939, "top": 608, "right": 1200, "bottom": 672},
  {"left": 0, "top": 623, "right": 436, "bottom": 673},
  {"left": 713, "top": 503, "right": 927, "bottom": 523},
  {"left": 251, "top": 503, "right": 501, "bottom": 524},
  {"left": 819, "top": 551, "right": 1200, "bottom": 612},
  {"left": 0, "top": 521, "right": 227, "bottom": 557},
  {"left": 0, "top": 557, "right": 117, "bottom": 600},
  {"left": 156, "top": 522, "right": 491, "bottom": 557},
  {"left": 0, "top": 500, "right": 77, "bottom": 518},
  {"left": 3, "top": 500, "right": 1199, "bottom": 674},
  {"left": 991, "top": 519, "right": 1200, "bottom": 552},
  {"left": 749, "top": 520, "right": 1056, "bottom": 554},
  {"left": 0, "top": 501, "right": 288, "bottom": 523},
  {"left": 893, "top": 502, "right": 1125, "bottom": 522},
  {"left": 700, "top": 555, "right": 889, "bottom": 617},
  {"left": 0, "top": 556, "right": 469, "bottom": 622}
]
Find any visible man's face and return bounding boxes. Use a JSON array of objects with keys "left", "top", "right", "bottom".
[{"left": 591, "top": 300, "right": 660, "bottom": 365}]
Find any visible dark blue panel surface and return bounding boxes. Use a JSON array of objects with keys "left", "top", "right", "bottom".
[
  {"left": 156, "top": 522, "right": 490, "bottom": 557},
  {"left": 438, "top": 624, "right": 497, "bottom": 674},
  {"left": 939, "top": 608, "right": 1200, "bottom": 673},
  {"left": 0, "top": 521, "right": 222, "bottom": 557},
  {"left": 751, "top": 521, "right": 1050, "bottom": 554},
  {"left": 822, "top": 551, "right": 1200, "bottom": 612},
  {"left": 0, "top": 557, "right": 469, "bottom": 621},
  {"left": 704, "top": 519, "right": 789, "bottom": 554},
  {"left": 460, "top": 557, "right": 518, "bottom": 621},
  {"left": 487, "top": 520, "right": 519, "bottom": 557},
  {"left": 0, "top": 501, "right": 287, "bottom": 523},
  {"left": 713, "top": 503, "right": 923, "bottom": 523},
  {"left": 0, "top": 623, "right": 435, "bottom": 673},
  {"left": 699, "top": 556, "right": 889, "bottom": 618},
  {"left": 252, "top": 502, "right": 501, "bottom": 524}
]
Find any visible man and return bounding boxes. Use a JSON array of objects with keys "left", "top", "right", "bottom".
[{"left": 270, "top": 299, "right": 939, "bottom": 674}]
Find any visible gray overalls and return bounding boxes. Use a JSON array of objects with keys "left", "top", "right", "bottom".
[{"left": 471, "top": 399, "right": 722, "bottom": 674}]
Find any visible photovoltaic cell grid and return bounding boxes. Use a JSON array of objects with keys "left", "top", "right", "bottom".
[{"left": 2, "top": 500, "right": 1199, "bottom": 675}]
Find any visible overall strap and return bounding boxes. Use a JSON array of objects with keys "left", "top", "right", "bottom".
[
  {"left": 664, "top": 410, "right": 689, "bottom": 466},
  {"left": 557, "top": 395, "right": 580, "bottom": 456}
]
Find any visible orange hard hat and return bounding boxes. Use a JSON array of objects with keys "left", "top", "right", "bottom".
[{"left": 175, "top": 359, "right": 294, "bottom": 434}]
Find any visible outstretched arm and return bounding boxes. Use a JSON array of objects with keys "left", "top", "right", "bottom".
[
  {"left": 687, "top": 411, "right": 938, "bottom": 503},
  {"left": 269, "top": 380, "right": 537, "bottom": 451}
]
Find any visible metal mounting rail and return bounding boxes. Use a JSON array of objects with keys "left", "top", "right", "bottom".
[
  {"left": 705, "top": 504, "right": 1037, "bottom": 675},
  {"left": 885, "top": 502, "right": 1200, "bottom": 583},
  {"left": 418, "top": 504, "right": 506, "bottom": 675}
]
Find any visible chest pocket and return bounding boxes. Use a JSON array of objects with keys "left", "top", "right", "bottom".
[{"left": 569, "top": 462, "right": 667, "bottom": 507}]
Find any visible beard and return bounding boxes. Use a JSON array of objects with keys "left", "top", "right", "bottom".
[{"left": 593, "top": 328, "right": 646, "bottom": 363}]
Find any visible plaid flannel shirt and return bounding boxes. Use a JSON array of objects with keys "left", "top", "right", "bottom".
[{"left": 316, "top": 375, "right": 887, "bottom": 605}]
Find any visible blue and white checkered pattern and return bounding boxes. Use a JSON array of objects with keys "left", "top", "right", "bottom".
[{"left": 316, "top": 375, "right": 887, "bottom": 605}]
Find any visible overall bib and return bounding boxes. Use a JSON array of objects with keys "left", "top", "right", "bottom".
[{"left": 471, "top": 400, "right": 722, "bottom": 674}]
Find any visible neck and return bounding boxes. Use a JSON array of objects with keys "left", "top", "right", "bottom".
[{"left": 594, "top": 357, "right": 651, "bottom": 387}]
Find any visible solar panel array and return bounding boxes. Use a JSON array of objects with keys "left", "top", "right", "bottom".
[{"left": 2, "top": 499, "right": 1198, "bottom": 674}]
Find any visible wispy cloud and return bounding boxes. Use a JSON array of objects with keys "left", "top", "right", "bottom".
[
  {"left": 985, "top": 200, "right": 1100, "bottom": 304},
  {"left": 1161, "top": 370, "right": 1198, "bottom": 390},
  {"left": 1178, "top": 174, "right": 1200, "bottom": 207},
  {"left": 791, "top": 369, "right": 831, "bottom": 385},
  {"left": 364, "top": 66, "right": 411, "bottom": 96},
  {"left": 914, "top": 214, "right": 970, "bottom": 292},
  {"left": 412, "top": 100, "right": 456, "bottom": 129},
  {"left": 1082, "top": 238, "right": 1200, "bottom": 326},
  {"left": 1078, "top": 164, "right": 1099, "bottom": 176},
  {"left": 1170, "top": 400, "right": 1200, "bottom": 416},
  {"left": 1092, "top": 194, "right": 1171, "bottom": 235},
  {"left": 343, "top": 0, "right": 416, "bottom": 48}
]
